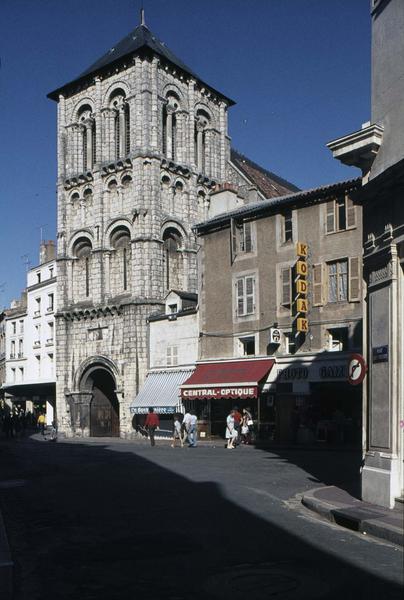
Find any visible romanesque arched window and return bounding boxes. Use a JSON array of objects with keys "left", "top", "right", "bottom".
[
  {"left": 110, "top": 226, "right": 131, "bottom": 294},
  {"left": 162, "top": 94, "right": 180, "bottom": 162},
  {"left": 162, "top": 227, "right": 183, "bottom": 291},
  {"left": 110, "top": 89, "right": 130, "bottom": 161},
  {"left": 195, "top": 109, "right": 210, "bottom": 173},
  {"left": 72, "top": 237, "right": 93, "bottom": 300},
  {"left": 77, "top": 105, "right": 96, "bottom": 171}
]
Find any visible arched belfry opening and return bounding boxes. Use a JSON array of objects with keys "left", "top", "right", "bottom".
[{"left": 80, "top": 365, "right": 120, "bottom": 437}]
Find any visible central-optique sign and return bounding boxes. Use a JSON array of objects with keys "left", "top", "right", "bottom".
[{"left": 181, "top": 386, "right": 257, "bottom": 399}]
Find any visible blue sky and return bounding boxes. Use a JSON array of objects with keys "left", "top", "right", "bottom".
[{"left": 0, "top": 0, "right": 370, "bottom": 307}]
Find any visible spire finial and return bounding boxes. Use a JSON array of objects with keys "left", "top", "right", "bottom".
[{"left": 140, "top": 5, "right": 145, "bottom": 26}]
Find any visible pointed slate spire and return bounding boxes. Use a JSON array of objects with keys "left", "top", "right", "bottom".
[{"left": 48, "top": 18, "right": 234, "bottom": 105}]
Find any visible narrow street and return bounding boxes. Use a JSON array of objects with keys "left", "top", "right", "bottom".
[{"left": 0, "top": 436, "right": 402, "bottom": 599}]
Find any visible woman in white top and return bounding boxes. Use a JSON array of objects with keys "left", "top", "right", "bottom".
[{"left": 225, "top": 410, "right": 237, "bottom": 449}]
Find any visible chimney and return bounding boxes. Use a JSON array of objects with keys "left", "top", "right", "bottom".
[{"left": 39, "top": 240, "right": 56, "bottom": 265}]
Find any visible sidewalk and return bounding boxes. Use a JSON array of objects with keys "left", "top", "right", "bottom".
[
  {"left": 0, "top": 508, "right": 13, "bottom": 600},
  {"left": 302, "top": 486, "right": 404, "bottom": 547}
]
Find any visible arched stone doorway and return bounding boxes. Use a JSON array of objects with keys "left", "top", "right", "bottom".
[{"left": 80, "top": 366, "right": 120, "bottom": 437}]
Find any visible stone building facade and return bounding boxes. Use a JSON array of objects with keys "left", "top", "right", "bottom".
[
  {"left": 48, "top": 20, "right": 297, "bottom": 437},
  {"left": 328, "top": 0, "right": 404, "bottom": 507},
  {"left": 185, "top": 179, "right": 364, "bottom": 440}
]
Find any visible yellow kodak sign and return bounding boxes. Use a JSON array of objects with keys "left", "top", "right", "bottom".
[
  {"left": 297, "top": 318, "right": 309, "bottom": 333},
  {"left": 296, "top": 242, "right": 308, "bottom": 257},
  {"left": 296, "top": 260, "right": 308, "bottom": 276},
  {"left": 296, "top": 279, "right": 308, "bottom": 294},
  {"left": 297, "top": 298, "right": 308, "bottom": 313}
]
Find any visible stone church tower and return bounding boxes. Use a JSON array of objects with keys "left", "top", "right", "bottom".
[{"left": 48, "top": 15, "right": 234, "bottom": 437}]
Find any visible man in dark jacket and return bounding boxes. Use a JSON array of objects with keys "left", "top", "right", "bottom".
[{"left": 144, "top": 407, "right": 160, "bottom": 447}]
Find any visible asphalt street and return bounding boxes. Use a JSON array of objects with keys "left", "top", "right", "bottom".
[{"left": 0, "top": 436, "right": 402, "bottom": 600}]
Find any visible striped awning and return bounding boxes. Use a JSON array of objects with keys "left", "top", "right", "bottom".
[{"left": 130, "top": 368, "right": 194, "bottom": 415}]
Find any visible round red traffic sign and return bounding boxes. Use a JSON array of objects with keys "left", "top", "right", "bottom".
[{"left": 347, "top": 353, "right": 367, "bottom": 385}]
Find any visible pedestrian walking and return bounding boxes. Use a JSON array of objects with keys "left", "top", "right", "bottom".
[
  {"left": 144, "top": 407, "right": 159, "bottom": 447},
  {"left": 181, "top": 410, "right": 192, "bottom": 445},
  {"left": 171, "top": 415, "right": 183, "bottom": 448},
  {"left": 241, "top": 408, "right": 253, "bottom": 444},
  {"left": 233, "top": 406, "right": 242, "bottom": 445},
  {"left": 225, "top": 410, "right": 237, "bottom": 449},
  {"left": 188, "top": 411, "right": 198, "bottom": 447},
  {"left": 37, "top": 412, "right": 46, "bottom": 437}
]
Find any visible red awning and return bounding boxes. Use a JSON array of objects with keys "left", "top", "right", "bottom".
[{"left": 180, "top": 359, "right": 274, "bottom": 400}]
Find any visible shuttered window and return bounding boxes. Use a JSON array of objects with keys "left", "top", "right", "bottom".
[
  {"left": 326, "top": 195, "right": 356, "bottom": 234},
  {"left": 243, "top": 222, "right": 253, "bottom": 253},
  {"left": 326, "top": 201, "right": 335, "bottom": 233},
  {"left": 230, "top": 219, "right": 253, "bottom": 260},
  {"left": 348, "top": 256, "right": 361, "bottom": 301},
  {"left": 346, "top": 196, "right": 356, "bottom": 229},
  {"left": 167, "top": 345, "right": 178, "bottom": 366},
  {"left": 312, "top": 263, "right": 323, "bottom": 306},
  {"left": 236, "top": 276, "right": 255, "bottom": 316},
  {"left": 281, "top": 267, "right": 291, "bottom": 307}
]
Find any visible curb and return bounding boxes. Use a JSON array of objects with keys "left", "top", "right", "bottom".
[
  {"left": 0, "top": 509, "right": 13, "bottom": 600},
  {"left": 302, "top": 487, "right": 403, "bottom": 547}
]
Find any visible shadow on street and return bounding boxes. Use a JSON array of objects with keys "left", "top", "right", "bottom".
[{"left": 0, "top": 436, "right": 401, "bottom": 600}]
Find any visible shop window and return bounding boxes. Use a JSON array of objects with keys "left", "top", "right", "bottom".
[
  {"left": 238, "top": 336, "right": 256, "bottom": 356},
  {"left": 326, "top": 195, "right": 356, "bottom": 234},
  {"left": 282, "top": 210, "right": 293, "bottom": 243},
  {"left": 328, "top": 327, "right": 349, "bottom": 351},
  {"left": 236, "top": 275, "right": 255, "bottom": 317}
]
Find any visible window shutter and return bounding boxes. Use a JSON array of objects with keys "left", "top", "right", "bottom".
[
  {"left": 348, "top": 257, "right": 361, "bottom": 302},
  {"left": 236, "top": 279, "right": 244, "bottom": 316},
  {"left": 244, "top": 222, "right": 252, "bottom": 253},
  {"left": 281, "top": 267, "right": 291, "bottom": 306},
  {"left": 346, "top": 196, "right": 356, "bottom": 229},
  {"left": 326, "top": 201, "right": 335, "bottom": 233},
  {"left": 230, "top": 218, "right": 237, "bottom": 263},
  {"left": 245, "top": 276, "right": 255, "bottom": 314},
  {"left": 312, "top": 263, "right": 323, "bottom": 306}
]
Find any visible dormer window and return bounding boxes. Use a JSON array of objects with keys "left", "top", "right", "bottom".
[{"left": 168, "top": 304, "right": 178, "bottom": 314}]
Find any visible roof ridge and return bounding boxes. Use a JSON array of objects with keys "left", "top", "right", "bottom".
[{"left": 231, "top": 148, "right": 300, "bottom": 193}]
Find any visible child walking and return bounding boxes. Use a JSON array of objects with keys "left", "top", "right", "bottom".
[{"left": 172, "top": 415, "right": 184, "bottom": 448}]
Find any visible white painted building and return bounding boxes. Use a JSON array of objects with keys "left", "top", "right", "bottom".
[
  {"left": 3, "top": 242, "right": 57, "bottom": 425},
  {"left": 130, "top": 290, "right": 199, "bottom": 434}
]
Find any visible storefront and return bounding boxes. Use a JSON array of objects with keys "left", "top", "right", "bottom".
[
  {"left": 264, "top": 353, "right": 363, "bottom": 445},
  {"left": 180, "top": 358, "right": 275, "bottom": 438},
  {"left": 130, "top": 368, "right": 194, "bottom": 438}
]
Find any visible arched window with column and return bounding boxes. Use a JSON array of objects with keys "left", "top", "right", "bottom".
[
  {"left": 77, "top": 105, "right": 95, "bottom": 171},
  {"left": 194, "top": 109, "right": 210, "bottom": 173},
  {"left": 162, "top": 227, "right": 183, "bottom": 291},
  {"left": 162, "top": 93, "right": 180, "bottom": 162},
  {"left": 72, "top": 237, "right": 93, "bottom": 301},
  {"left": 109, "top": 89, "right": 130, "bottom": 161},
  {"left": 110, "top": 226, "right": 131, "bottom": 295}
]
